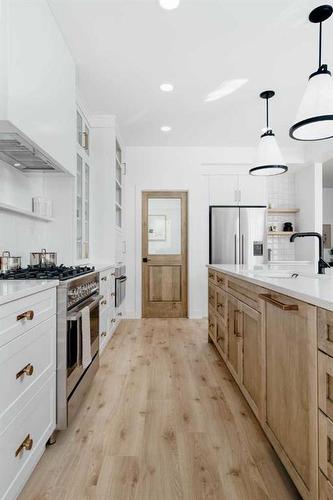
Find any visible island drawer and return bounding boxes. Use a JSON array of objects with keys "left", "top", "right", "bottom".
[
  {"left": 227, "top": 277, "right": 265, "bottom": 312},
  {"left": 319, "top": 410, "right": 333, "bottom": 486},
  {"left": 0, "top": 373, "right": 55, "bottom": 500},
  {"left": 216, "top": 287, "right": 227, "bottom": 321},
  {"left": 215, "top": 272, "right": 227, "bottom": 290},
  {"left": 208, "top": 269, "right": 216, "bottom": 284},
  {"left": 0, "top": 316, "right": 56, "bottom": 429},
  {"left": 319, "top": 308, "right": 333, "bottom": 358},
  {"left": 0, "top": 288, "right": 56, "bottom": 348},
  {"left": 319, "top": 470, "right": 333, "bottom": 499}
]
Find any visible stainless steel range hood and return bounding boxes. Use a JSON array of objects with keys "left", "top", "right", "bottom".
[{"left": 0, "top": 121, "right": 64, "bottom": 173}]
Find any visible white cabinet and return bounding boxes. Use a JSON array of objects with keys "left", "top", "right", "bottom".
[
  {"left": 76, "top": 108, "right": 91, "bottom": 261},
  {"left": 0, "top": 285, "right": 56, "bottom": 499},
  {"left": 209, "top": 175, "right": 267, "bottom": 206},
  {"left": 0, "top": 0, "right": 76, "bottom": 175}
]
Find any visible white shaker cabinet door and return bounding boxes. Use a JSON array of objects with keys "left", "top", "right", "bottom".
[
  {"left": 209, "top": 175, "right": 239, "bottom": 205},
  {"left": 238, "top": 175, "right": 267, "bottom": 206}
]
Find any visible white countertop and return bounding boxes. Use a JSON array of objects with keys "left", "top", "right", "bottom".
[
  {"left": 93, "top": 263, "right": 116, "bottom": 273},
  {"left": 0, "top": 280, "right": 59, "bottom": 305},
  {"left": 207, "top": 263, "right": 333, "bottom": 312}
]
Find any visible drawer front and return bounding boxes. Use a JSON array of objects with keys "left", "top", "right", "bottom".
[
  {"left": 0, "top": 316, "right": 56, "bottom": 429},
  {"left": 0, "top": 288, "right": 56, "bottom": 348},
  {"left": 319, "top": 351, "right": 333, "bottom": 421},
  {"left": 227, "top": 277, "right": 264, "bottom": 312},
  {"left": 216, "top": 287, "right": 227, "bottom": 321},
  {"left": 208, "top": 284, "right": 216, "bottom": 309},
  {"left": 319, "top": 470, "right": 333, "bottom": 500},
  {"left": 0, "top": 374, "right": 56, "bottom": 500},
  {"left": 319, "top": 308, "right": 333, "bottom": 358},
  {"left": 99, "top": 271, "right": 109, "bottom": 305},
  {"left": 208, "top": 306, "right": 216, "bottom": 342},
  {"left": 216, "top": 316, "right": 227, "bottom": 355},
  {"left": 215, "top": 272, "right": 227, "bottom": 290},
  {"left": 319, "top": 410, "right": 333, "bottom": 485},
  {"left": 208, "top": 269, "right": 215, "bottom": 284},
  {"left": 99, "top": 308, "right": 108, "bottom": 350}
]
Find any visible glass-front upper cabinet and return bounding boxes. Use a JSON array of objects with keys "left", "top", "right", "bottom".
[
  {"left": 115, "top": 139, "right": 123, "bottom": 230},
  {"left": 76, "top": 107, "right": 90, "bottom": 260}
]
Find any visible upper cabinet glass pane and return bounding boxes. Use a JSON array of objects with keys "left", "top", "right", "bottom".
[
  {"left": 148, "top": 198, "right": 181, "bottom": 255},
  {"left": 77, "top": 111, "right": 83, "bottom": 146},
  {"left": 84, "top": 124, "right": 89, "bottom": 154}
]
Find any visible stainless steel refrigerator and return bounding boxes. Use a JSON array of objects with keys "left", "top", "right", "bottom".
[{"left": 209, "top": 206, "right": 267, "bottom": 265}]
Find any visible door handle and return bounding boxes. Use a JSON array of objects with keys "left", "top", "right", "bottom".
[{"left": 142, "top": 257, "right": 151, "bottom": 263}]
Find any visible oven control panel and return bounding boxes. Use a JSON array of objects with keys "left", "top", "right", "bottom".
[{"left": 67, "top": 273, "right": 99, "bottom": 308}]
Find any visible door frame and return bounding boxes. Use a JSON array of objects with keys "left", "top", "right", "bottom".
[{"left": 141, "top": 190, "right": 188, "bottom": 318}]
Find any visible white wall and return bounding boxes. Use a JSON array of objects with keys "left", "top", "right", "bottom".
[
  {"left": 323, "top": 188, "right": 333, "bottom": 262},
  {"left": 124, "top": 146, "right": 305, "bottom": 319},
  {"left": 295, "top": 163, "right": 323, "bottom": 264}
]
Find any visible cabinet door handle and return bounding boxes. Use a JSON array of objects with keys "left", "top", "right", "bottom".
[
  {"left": 17, "top": 310, "right": 34, "bottom": 321},
  {"left": 101, "top": 276, "right": 107, "bottom": 282},
  {"left": 234, "top": 310, "right": 242, "bottom": 337},
  {"left": 15, "top": 434, "right": 33, "bottom": 457},
  {"left": 16, "top": 363, "right": 34, "bottom": 379},
  {"left": 101, "top": 300, "right": 107, "bottom": 305},
  {"left": 259, "top": 294, "right": 299, "bottom": 311},
  {"left": 101, "top": 331, "right": 107, "bottom": 337}
]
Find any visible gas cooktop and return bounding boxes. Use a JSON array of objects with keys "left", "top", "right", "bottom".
[{"left": 0, "top": 265, "right": 95, "bottom": 281}]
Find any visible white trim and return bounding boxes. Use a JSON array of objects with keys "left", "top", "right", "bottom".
[{"left": 89, "top": 115, "right": 116, "bottom": 128}]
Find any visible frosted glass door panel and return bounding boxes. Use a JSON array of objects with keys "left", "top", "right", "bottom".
[{"left": 148, "top": 198, "right": 181, "bottom": 255}]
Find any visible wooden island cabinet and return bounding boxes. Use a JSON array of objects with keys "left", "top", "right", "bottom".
[{"left": 207, "top": 267, "right": 333, "bottom": 500}]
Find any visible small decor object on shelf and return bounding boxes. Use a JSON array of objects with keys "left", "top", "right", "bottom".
[
  {"left": 283, "top": 222, "right": 294, "bottom": 232},
  {"left": 32, "top": 197, "right": 53, "bottom": 218},
  {"left": 269, "top": 225, "right": 278, "bottom": 232},
  {"left": 323, "top": 224, "right": 332, "bottom": 248}
]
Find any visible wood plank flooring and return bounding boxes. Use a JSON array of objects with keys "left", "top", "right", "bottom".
[{"left": 20, "top": 319, "right": 300, "bottom": 500}]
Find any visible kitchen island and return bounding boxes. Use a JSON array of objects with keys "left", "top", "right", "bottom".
[{"left": 207, "top": 263, "right": 333, "bottom": 500}]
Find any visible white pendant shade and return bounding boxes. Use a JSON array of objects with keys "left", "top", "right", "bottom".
[
  {"left": 290, "top": 71, "right": 333, "bottom": 141},
  {"left": 250, "top": 133, "right": 287, "bottom": 176}
]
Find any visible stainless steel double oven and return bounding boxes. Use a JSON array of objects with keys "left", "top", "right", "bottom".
[
  {"left": 57, "top": 271, "right": 101, "bottom": 429},
  {"left": 115, "top": 264, "right": 127, "bottom": 308}
]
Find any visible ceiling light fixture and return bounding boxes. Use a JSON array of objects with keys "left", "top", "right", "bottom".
[
  {"left": 290, "top": 4, "right": 333, "bottom": 141},
  {"left": 159, "top": 0, "right": 179, "bottom": 10},
  {"left": 161, "top": 125, "right": 172, "bottom": 132},
  {"left": 250, "top": 91, "right": 288, "bottom": 176},
  {"left": 160, "top": 83, "right": 174, "bottom": 92},
  {"left": 205, "top": 79, "right": 248, "bottom": 102}
]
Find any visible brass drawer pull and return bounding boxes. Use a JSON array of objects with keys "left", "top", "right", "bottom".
[
  {"left": 217, "top": 277, "right": 224, "bottom": 284},
  {"left": 15, "top": 434, "right": 33, "bottom": 457},
  {"left": 16, "top": 363, "right": 34, "bottom": 379},
  {"left": 101, "top": 300, "right": 107, "bottom": 306},
  {"left": 259, "top": 293, "right": 299, "bottom": 311},
  {"left": 101, "top": 276, "right": 107, "bottom": 281},
  {"left": 17, "top": 310, "right": 34, "bottom": 321},
  {"left": 217, "top": 302, "right": 224, "bottom": 311}
]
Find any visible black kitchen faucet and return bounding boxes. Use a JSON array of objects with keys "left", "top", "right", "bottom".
[{"left": 290, "top": 232, "right": 330, "bottom": 275}]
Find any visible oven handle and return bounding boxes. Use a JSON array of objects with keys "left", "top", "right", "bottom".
[{"left": 67, "top": 294, "right": 103, "bottom": 321}]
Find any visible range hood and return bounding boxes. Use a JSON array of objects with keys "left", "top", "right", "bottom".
[{"left": 0, "top": 121, "right": 64, "bottom": 173}]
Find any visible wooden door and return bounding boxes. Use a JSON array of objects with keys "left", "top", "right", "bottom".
[
  {"left": 227, "top": 294, "right": 242, "bottom": 382},
  {"left": 142, "top": 191, "right": 187, "bottom": 318},
  {"left": 240, "top": 302, "right": 263, "bottom": 417},
  {"left": 263, "top": 292, "right": 317, "bottom": 499}
]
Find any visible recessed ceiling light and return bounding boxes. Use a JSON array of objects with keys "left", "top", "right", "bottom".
[
  {"left": 160, "top": 83, "right": 174, "bottom": 92},
  {"left": 205, "top": 79, "right": 248, "bottom": 102},
  {"left": 159, "top": 0, "right": 180, "bottom": 10},
  {"left": 161, "top": 125, "right": 172, "bottom": 132},
  {"left": 14, "top": 162, "right": 21, "bottom": 167}
]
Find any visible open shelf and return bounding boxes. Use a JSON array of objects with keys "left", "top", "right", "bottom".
[
  {"left": 268, "top": 231, "right": 296, "bottom": 236},
  {"left": 0, "top": 202, "right": 54, "bottom": 222},
  {"left": 268, "top": 208, "right": 300, "bottom": 214}
]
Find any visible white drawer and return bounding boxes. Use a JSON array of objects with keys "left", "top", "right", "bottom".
[
  {"left": 0, "top": 316, "right": 56, "bottom": 429},
  {"left": 99, "top": 268, "right": 115, "bottom": 307},
  {"left": 0, "top": 373, "right": 56, "bottom": 500},
  {"left": 0, "top": 288, "right": 56, "bottom": 348}
]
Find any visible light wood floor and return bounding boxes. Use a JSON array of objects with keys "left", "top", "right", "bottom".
[{"left": 20, "top": 319, "right": 300, "bottom": 500}]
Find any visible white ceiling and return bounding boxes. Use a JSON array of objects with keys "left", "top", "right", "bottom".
[{"left": 48, "top": 0, "right": 333, "bottom": 147}]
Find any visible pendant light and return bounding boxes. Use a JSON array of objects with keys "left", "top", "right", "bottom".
[
  {"left": 290, "top": 4, "right": 333, "bottom": 141},
  {"left": 249, "top": 91, "right": 288, "bottom": 176}
]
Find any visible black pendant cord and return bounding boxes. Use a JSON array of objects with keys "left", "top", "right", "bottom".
[
  {"left": 266, "top": 97, "right": 269, "bottom": 129},
  {"left": 319, "top": 21, "right": 322, "bottom": 68}
]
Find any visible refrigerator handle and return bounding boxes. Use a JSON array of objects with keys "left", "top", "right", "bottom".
[{"left": 241, "top": 234, "right": 244, "bottom": 265}]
